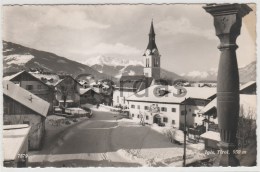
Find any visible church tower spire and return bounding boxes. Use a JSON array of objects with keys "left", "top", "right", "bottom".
[
  {"left": 143, "top": 20, "right": 160, "bottom": 80},
  {"left": 145, "top": 20, "right": 158, "bottom": 54}
]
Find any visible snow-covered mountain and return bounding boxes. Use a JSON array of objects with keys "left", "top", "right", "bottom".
[
  {"left": 181, "top": 61, "right": 256, "bottom": 83},
  {"left": 3, "top": 41, "right": 112, "bottom": 80},
  {"left": 85, "top": 55, "right": 144, "bottom": 67},
  {"left": 84, "top": 56, "right": 181, "bottom": 80}
]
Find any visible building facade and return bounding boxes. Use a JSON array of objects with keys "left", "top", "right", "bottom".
[
  {"left": 4, "top": 71, "right": 54, "bottom": 114},
  {"left": 127, "top": 85, "right": 216, "bottom": 129},
  {"left": 3, "top": 80, "right": 50, "bottom": 150}
]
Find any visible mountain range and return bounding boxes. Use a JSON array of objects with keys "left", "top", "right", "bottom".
[
  {"left": 3, "top": 41, "right": 256, "bottom": 83},
  {"left": 2, "top": 41, "right": 112, "bottom": 80},
  {"left": 180, "top": 61, "right": 256, "bottom": 83},
  {"left": 84, "top": 55, "right": 182, "bottom": 81}
]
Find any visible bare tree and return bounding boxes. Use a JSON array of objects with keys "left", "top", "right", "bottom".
[
  {"left": 237, "top": 105, "right": 256, "bottom": 158},
  {"left": 56, "top": 76, "right": 77, "bottom": 113}
]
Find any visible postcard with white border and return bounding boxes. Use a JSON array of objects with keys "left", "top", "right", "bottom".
[{"left": 1, "top": 0, "right": 258, "bottom": 170}]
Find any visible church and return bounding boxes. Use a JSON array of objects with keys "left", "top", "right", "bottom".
[{"left": 113, "top": 21, "right": 161, "bottom": 107}]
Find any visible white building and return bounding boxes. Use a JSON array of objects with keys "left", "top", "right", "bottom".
[{"left": 126, "top": 85, "right": 216, "bottom": 129}]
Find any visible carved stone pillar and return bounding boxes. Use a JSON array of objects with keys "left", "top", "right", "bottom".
[{"left": 203, "top": 4, "right": 252, "bottom": 166}]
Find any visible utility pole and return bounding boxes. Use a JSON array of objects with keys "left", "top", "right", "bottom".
[{"left": 183, "top": 98, "right": 187, "bottom": 167}]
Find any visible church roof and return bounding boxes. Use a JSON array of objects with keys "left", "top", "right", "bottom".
[
  {"left": 144, "top": 20, "right": 158, "bottom": 56},
  {"left": 119, "top": 75, "right": 154, "bottom": 92}
]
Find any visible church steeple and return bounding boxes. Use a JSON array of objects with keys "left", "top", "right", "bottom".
[
  {"left": 143, "top": 20, "right": 161, "bottom": 80},
  {"left": 144, "top": 20, "right": 158, "bottom": 56}
]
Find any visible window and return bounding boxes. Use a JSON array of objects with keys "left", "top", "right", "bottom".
[
  {"left": 189, "top": 108, "right": 191, "bottom": 112},
  {"left": 132, "top": 114, "right": 134, "bottom": 117},
  {"left": 172, "top": 120, "right": 175, "bottom": 125},
  {"left": 137, "top": 105, "right": 140, "bottom": 109},
  {"left": 131, "top": 105, "right": 135, "bottom": 109},
  {"left": 37, "top": 85, "right": 42, "bottom": 90},
  {"left": 172, "top": 108, "right": 176, "bottom": 112},
  {"left": 146, "top": 116, "right": 149, "bottom": 120},
  {"left": 161, "top": 107, "right": 167, "bottom": 112},
  {"left": 192, "top": 113, "right": 196, "bottom": 117},
  {"left": 181, "top": 110, "right": 186, "bottom": 115},
  {"left": 163, "top": 117, "right": 168, "bottom": 123},
  {"left": 137, "top": 115, "right": 140, "bottom": 118},
  {"left": 26, "top": 85, "right": 33, "bottom": 90},
  {"left": 144, "top": 106, "right": 148, "bottom": 110}
]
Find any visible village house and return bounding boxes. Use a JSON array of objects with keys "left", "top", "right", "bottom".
[
  {"left": 3, "top": 70, "right": 54, "bottom": 114},
  {"left": 126, "top": 85, "right": 216, "bottom": 129},
  {"left": 54, "top": 75, "right": 81, "bottom": 108},
  {"left": 3, "top": 80, "right": 50, "bottom": 150},
  {"left": 3, "top": 124, "right": 30, "bottom": 167},
  {"left": 79, "top": 88, "right": 99, "bottom": 105}
]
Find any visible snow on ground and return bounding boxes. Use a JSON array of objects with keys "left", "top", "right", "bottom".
[
  {"left": 5, "top": 54, "right": 34, "bottom": 65},
  {"left": 115, "top": 117, "right": 207, "bottom": 166}
]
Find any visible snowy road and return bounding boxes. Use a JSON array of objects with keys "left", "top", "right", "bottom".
[
  {"left": 29, "top": 106, "right": 205, "bottom": 167},
  {"left": 42, "top": 109, "right": 142, "bottom": 167}
]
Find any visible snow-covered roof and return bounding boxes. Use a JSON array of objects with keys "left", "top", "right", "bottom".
[
  {"left": 199, "top": 94, "right": 256, "bottom": 119},
  {"left": 58, "top": 100, "right": 74, "bottom": 103},
  {"left": 30, "top": 73, "right": 60, "bottom": 86},
  {"left": 198, "top": 99, "right": 217, "bottom": 114},
  {"left": 240, "top": 81, "right": 256, "bottom": 92},
  {"left": 79, "top": 88, "right": 92, "bottom": 95},
  {"left": 127, "top": 85, "right": 216, "bottom": 104},
  {"left": 200, "top": 131, "right": 220, "bottom": 141},
  {"left": 3, "top": 80, "right": 50, "bottom": 117},
  {"left": 3, "top": 124, "right": 31, "bottom": 161},
  {"left": 4, "top": 71, "right": 53, "bottom": 88},
  {"left": 3, "top": 71, "right": 24, "bottom": 81}
]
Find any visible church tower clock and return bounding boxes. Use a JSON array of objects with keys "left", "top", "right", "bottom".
[{"left": 143, "top": 20, "right": 161, "bottom": 80}]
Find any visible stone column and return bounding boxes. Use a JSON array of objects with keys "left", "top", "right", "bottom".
[{"left": 203, "top": 4, "right": 252, "bottom": 166}]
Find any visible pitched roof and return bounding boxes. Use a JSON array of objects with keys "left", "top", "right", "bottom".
[
  {"left": 240, "top": 81, "right": 256, "bottom": 92},
  {"left": 120, "top": 75, "right": 147, "bottom": 81},
  {"left": 3, "top": 70, "right": 52, "bottom": 89},
  {"left": 127, "top": 85, "right": 216, "bottom": 104},
  {"left": 144, "top": 21, "right": 158, "bottom": 55},
  {"left": 3, "top": 71, "right": 24, "bottom": 81},
  {"left": 3, "top": 124, "right": 31, "bottom": 161},
  {"left": 199, "top": 94, "right": 256, "bottom": 119},
  {"left": 30, "top": 72, "right": 60, "bottom": 86},
  {"left": 79, "top": 88, "right": 92, "bottom": 95},
  {"left": 3, "top": 80, "right": 50, "bottom": 117},
  {"left": 55, "top": 75, "right": 82, "bottom": 87},
  {"left": 119, "top": 75, "right": 154, "bottom": 92}
]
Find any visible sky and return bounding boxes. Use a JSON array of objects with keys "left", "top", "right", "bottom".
[{"left": 2, "top": 4, "right": 256, "bottom": 74}]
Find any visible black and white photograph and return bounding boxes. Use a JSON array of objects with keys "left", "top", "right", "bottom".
[{"left": 1, "top": 1, "right": 258, "bottom": 169}]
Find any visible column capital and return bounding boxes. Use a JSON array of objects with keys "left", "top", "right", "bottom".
[{"left": 204, "top": 4, "right": 252, "bottom": 50}]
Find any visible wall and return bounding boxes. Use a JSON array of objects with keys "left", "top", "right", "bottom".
[
  {"left": 20, "top": 80, "right": 54, "bottom": 113},
  {"left": 113, "top": 90, "right": 134, "bottom": 106},
  {"left": 128, "top": 101, "right": 181, "bottom": 128},
  {"left": 3, "top": 114, "right": 45, "bottom": 150},
  {"left": 179, "top": 105, "right": 205, "bottom": 129}
]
